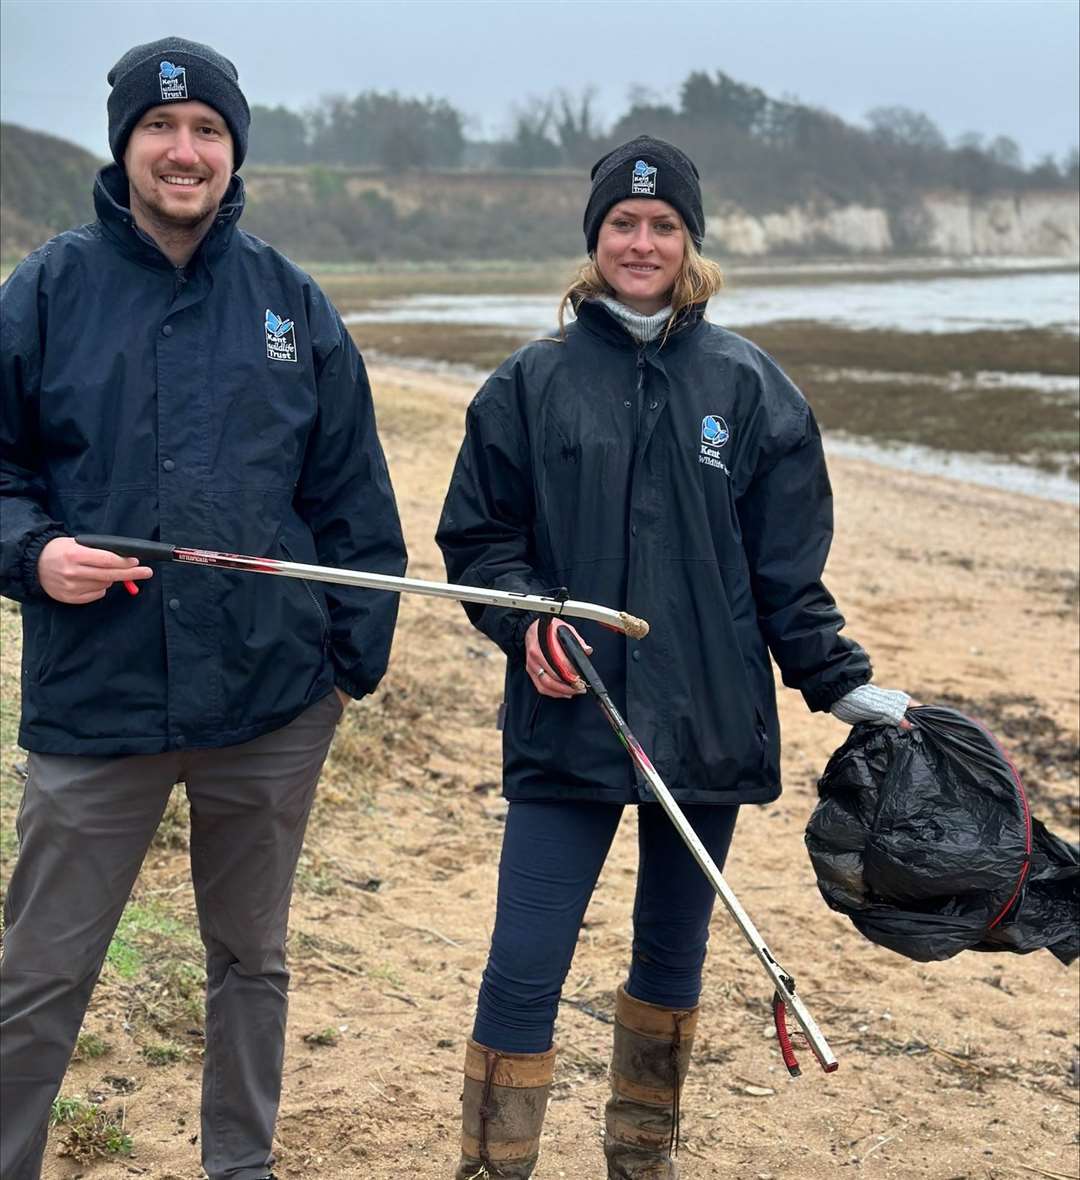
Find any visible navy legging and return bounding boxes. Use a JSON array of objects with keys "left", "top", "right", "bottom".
[{"left": 472, "top": 799, "right": 739, "bottom": 1053}]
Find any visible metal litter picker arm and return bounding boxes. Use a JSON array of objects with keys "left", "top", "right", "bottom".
[
  {"left": 73, "top": 535, "right": 650, "bottom": 640},
  {"left": 554, "top": 627, "right": 838, "bottom": 1077}
]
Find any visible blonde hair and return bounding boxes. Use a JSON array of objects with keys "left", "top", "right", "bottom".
[{"left": 556, "top": 233, "right": 724, "bottom": 338}]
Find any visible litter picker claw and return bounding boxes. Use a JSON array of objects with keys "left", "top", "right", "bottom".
[
  {"left": 541, "top": 619, "right": 838, "bottom": 1077},
  {"left": 74, "top": 535, "right": 650, "bottom": 640}
]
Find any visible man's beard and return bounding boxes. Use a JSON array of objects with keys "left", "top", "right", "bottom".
[
  {"left": 129, "top": 176, "right": 219, "bottom": 235},
  {"left": 141, "top": 190, "right": 216, "bottom": 231}
]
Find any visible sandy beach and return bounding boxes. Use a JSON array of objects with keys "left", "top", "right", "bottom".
[{"left": 7, "top": 362, "right": 1078, "bottom": 1180}]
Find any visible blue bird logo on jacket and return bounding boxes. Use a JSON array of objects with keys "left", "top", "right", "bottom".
[
  {"left": 159, "top": 61, "right": 182, "bottom": 79},
  {"left": 265, "top": 309, "right": 294, "bottom": 340},
  {"left": 701, "top": 415, "right": 729, "bottom": 447}
]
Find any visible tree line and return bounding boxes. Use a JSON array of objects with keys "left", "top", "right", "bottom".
[{"left": 248, "top": 70, "right": 1079, "bottom": 211}]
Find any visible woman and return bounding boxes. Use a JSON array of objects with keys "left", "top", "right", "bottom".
[{"left": 436, "top": 136, "right": 908, "bottom": 1180}]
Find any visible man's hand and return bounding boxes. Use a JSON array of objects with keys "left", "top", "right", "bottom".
[
  {"left": 37, "top": 537, "right": 154, "bottom": 604},
  {"left": 334, "top": 686, "right": 350, "bottom": 709}
]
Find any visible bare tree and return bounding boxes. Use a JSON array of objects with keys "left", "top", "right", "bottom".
[{"left": 554, "top": 88, "right": 605, "bottom": 167}]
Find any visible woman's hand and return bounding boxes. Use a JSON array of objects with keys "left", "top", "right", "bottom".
[
  {"left": 524, "top": 619, "right": 591, "bottom": 698},
  {"left": 37, "top": 537, "right": 153, "bottom": 604},
  {"left": 830, "top": 684, "right": 914, "bottom": 729}
]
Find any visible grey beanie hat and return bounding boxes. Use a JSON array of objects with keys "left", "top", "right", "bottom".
[
  {"left": 107, "top": 36, "right": 250, "bottom": 169},
  {"left": 583, "top": 135, "right": 704, "bottom": 252}
]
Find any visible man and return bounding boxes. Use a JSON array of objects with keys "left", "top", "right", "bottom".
[{"left": 0, "top": 37, "right": 406, "bottom": 1180}]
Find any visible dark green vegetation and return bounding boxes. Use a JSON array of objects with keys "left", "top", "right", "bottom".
[
  {"left": 0, "top": 123, "right": 98, "bottom": 258},
  {"left": 255, "top": 93, "right": 465, "bottom": 170},
  {"left": 743, "top": 323, "right": 1080, "bottom": 377},
  {"left": 247, "top": 72, "right": 1077, "bottom": 202},
  {"left": 751, "top": 324, "right": 1080, "bottom": 477}
]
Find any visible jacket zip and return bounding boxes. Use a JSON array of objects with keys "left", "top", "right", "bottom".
[{"left": 634, "top": 349, "right": 646, "bottom": 435}]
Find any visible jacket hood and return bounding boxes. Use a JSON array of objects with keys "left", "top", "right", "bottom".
[{"left": 93, "top": 162, "right": 245, "bottom": 269}]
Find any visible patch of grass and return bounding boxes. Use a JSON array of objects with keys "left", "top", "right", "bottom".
[
  {"left": 101, "top": 896, "right": 206, "bottom": 1037},
  {"left": 141, "top": 1040, "right": 184, "bottom": 1066},
  {"left": 105, "top": 899, "right": 186, "bottom": 979},
  {"left": 73, "top": 1032, "right": 110, "bottom": 1061},
  {"left": 50, "top": 1096, "right": 88, "bottom": 1124},
  {"left": 50, "top": 1095, "right": 133, "bottom": 1161},
  {"left": 302, "top": 1026, "right": 341, "bottom": 1048},
  {"left": 366, "top": 962, "right": 405, "bottom": 988}
]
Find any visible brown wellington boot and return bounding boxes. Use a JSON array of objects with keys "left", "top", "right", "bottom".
[
  {"left": 604, "top": 985, "right": 699, "bottom": 1180},
  {"left": 455, "top": 1039, "right": 557, "bottom": 1179}
]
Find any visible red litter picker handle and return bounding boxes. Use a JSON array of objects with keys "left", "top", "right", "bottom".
[
  {"left": 75, "top": 535, "right": 178, "bottom": 595},
  {"left": 545, "top": 620, "right": 839, "bottom": 1077}
]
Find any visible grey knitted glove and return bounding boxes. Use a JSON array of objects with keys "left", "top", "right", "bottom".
[{"left": 830, "top": 684, "right": 911, "bottom": 727}]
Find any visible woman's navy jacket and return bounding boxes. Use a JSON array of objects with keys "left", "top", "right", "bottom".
[
  {"left": 436, "top": 300, "right": 871, "bottom": 806},
  {"left": 1, "top": 166, "right": 406, "bottom": 755}
]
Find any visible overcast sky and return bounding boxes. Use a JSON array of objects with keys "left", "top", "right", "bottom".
[{"left": 2, "top": 0, "right": 1078, "bottom": 166}]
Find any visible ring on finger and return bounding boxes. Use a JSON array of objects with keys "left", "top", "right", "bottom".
[{"left": 537, "top": 668, "right": 547, "bottom": 677}]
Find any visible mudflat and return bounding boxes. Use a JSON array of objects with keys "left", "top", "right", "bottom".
[{"left": 4, "top": 363, "right": 1077, "bottom": 1179}]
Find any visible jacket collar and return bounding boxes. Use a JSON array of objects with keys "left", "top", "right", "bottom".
[
  {"left": 94, "top": 163, "right": 245, "bottom": 271},
  {"left": 574, "top": 297, "right": 707, "bottom": 353}
]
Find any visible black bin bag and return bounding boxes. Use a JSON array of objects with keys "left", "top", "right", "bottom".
[{"left": 806, "top": 705, "right": 1078, "bottom": 965}]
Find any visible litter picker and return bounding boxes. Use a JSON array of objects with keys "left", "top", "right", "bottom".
[
  {"left": 540, "top": 618, "right": 838, "bottom": 1077},
  {"left": 74, "top": 535, "right": 650, "bottom": 639}
]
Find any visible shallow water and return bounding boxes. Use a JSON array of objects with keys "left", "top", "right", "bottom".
[
  {"left": 345, "top": 261, "right": 1080, "bottom": 502},
  {"left": 824, "top": 435, "right": 1079, "bottom": 505},
  {"left": 344, "top": 268, "right": 1080, "bottom": 336}
]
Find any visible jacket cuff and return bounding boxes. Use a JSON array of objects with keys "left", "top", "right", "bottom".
[
  {"left": 802, "top": 671, "right": 873, "bottom": 713},
  {"left": 21, "top": 526, "right": 67, "bottom": 600},
  {"left": 504, "top": 610, "right": 539, "bottom": 664}
]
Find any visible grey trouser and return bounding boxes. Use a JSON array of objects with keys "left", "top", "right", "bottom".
[{"left": 0, "top": 691, "right": 342, "bottom": 1180}]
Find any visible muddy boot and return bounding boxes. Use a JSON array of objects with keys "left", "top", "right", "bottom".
[
  {"left": 455, "top": 1038, "right": 557, "bottom": 1179},
  {"left": 604, "top": 985, "right": 699, "bottom": 1180}
]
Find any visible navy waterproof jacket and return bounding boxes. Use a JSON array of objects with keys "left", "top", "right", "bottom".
[
  {"left": 1, "top": 165, "right": 406, "bottom": 755},
  {"left": 436, "top": 300, "right": 871, "bottom": 805}
]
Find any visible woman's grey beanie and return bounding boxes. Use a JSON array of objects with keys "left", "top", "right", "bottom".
[
  {"left": 107, "top": 36, "right": 250, "bottom": 169},
  {"left": 583, "top": 135, "right": 705, "bottom": 251}
]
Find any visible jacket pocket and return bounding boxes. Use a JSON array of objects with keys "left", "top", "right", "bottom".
[
  {"left": 279, "top": 539, "right": 331, "bottom": 648},
  {"left": 754, "top": 709, "right": 769, "bottom": 770},
  {"left": 22, "top": 601, "right": 54, "bottom": 684}
]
